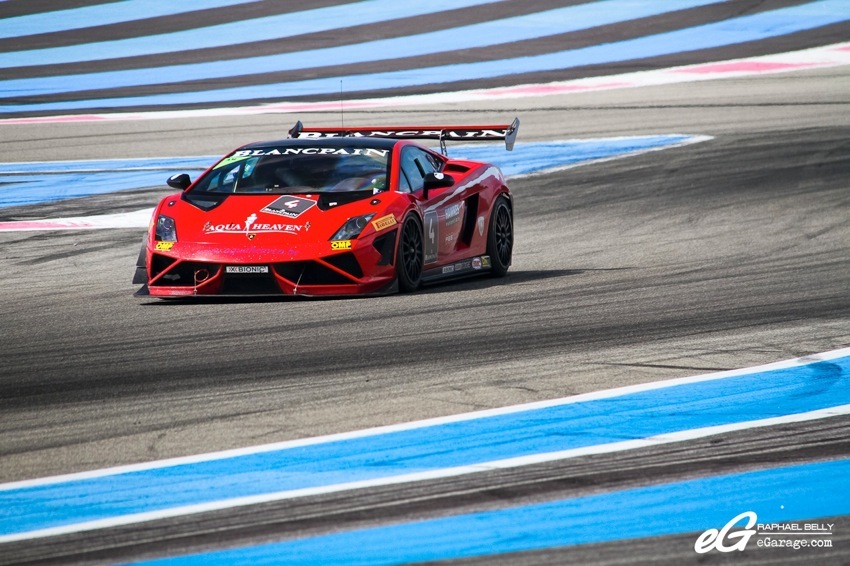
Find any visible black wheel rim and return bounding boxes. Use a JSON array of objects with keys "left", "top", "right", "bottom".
[
  {"left": 494, "top": 205, "right": 512, "bottom": 266},
  {"left": 401, "top": 220, "right": 422, "bottom": 282}
]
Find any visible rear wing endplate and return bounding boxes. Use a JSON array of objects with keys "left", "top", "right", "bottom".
[{"left": 288, "top": 118, "right": 519, "bottom": 154}]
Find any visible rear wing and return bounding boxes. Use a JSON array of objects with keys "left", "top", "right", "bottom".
[{"left": 288, "top": 117, "right": 519, "bottom": 155}]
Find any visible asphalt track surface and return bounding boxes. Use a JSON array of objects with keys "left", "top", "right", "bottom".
[{"left": 2, "top": 2, "right": 850, "bottom": 565}]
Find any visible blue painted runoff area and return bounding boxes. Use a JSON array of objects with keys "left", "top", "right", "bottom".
[
  {"left": 0, "top": 0, "right": 724, "bottom": 98},
  {"left": 0, "top": 157, "right": 214, "bottom": 208},
  {"left": 140, "top": 458, "right": 850, "bottom": 565},
  {"left": 0, "top": 0, "right": 259, "bottom": 40},
  {"left": 0, "top": 136, "right": 700, "bottom": 208},
  {"left": 0, "top": 1, "right": 847, "bottom": 113},
  {"left": 2, "top": 353, "right": 849, "bottom": 539},
  {"left": 0, "top": 0, "right": 500, "bottom": 69},
  {"left": 452, "top": 136, "right": 701, "bottom": 177}
]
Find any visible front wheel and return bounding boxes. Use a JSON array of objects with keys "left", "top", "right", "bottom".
[
  {"left": 487, "top": 196, "right": 513, "bottom": 277},
  {"left": 397, "top": 213, "right": 423, "bottom": 292}
]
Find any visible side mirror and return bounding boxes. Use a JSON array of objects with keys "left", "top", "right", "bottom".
[
  {"left": 167, "top": 173, "right": 191, "bottom": 190},
  {"left": 422, "top": 171, "right": 454, "bottom": 199}
]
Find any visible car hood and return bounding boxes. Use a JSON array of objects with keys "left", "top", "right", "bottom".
[
  {"left": 159, "top": 191, "right": 397, "bottom": 262},
  {"left": 174, "top": 195, "right": 366, "bottom": 242}
]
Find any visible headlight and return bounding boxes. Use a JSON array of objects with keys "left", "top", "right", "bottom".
[
  {"left": 155, "top": 215, "right": 178, "bottom": 242},
  {"left": 331, "top": 213, "right": 375, "bottom": 241}
]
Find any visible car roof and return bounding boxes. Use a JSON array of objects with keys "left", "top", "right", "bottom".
[{"left": 240, "top": 137, "right": 402, "bottom": 151}]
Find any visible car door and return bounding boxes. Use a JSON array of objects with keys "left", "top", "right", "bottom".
[{"left": 398, "top": 146, "right": 468, "bottom": 268}]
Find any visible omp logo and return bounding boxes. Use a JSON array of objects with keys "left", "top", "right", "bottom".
[
  {"left": 695, "top": 512, "right": 757, "bottom": 554},
  {"left": 331, "top": 240, "right": 352, "bottom": 250}
]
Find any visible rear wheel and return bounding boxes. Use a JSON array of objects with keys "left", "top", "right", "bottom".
[
  {"left": 397, "top": 214, "right": 423, "bottom": 292},
  {"left": 487, "top": 196, "right": 513, "bottom": 277}
]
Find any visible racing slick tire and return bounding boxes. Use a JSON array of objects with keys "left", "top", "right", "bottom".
[
  {"left": 397, "top": 213, "right": 424, "bottom": 292},
  {"left": 487, "top": 196, "right": 513, "bottom": 277}
]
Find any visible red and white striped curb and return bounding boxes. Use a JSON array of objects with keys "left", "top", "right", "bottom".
[{"left": 0, "top": 208, "right": 152, "bottom": 231}]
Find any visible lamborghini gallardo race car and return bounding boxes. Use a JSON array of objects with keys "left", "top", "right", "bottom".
[{"left": 133, "top": 119, "right": 518, "bottom": 297}]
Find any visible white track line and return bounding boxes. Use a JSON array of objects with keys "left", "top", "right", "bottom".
[
  {"left": 3, "top": 403, "right": 849, "bottom": 544},
  {"left": 3, "top": 347, "right": 848, "bottom": 491},
  {"left": 1, "top": 349, "right": 848, "bottom": 542}
]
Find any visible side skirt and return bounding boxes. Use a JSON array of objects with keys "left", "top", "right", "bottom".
[{"left": 421, "top": 255, "right": 492, "bottom": 284}]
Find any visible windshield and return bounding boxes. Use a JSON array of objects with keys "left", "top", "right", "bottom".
[{"left": 190, "top": 145, "right": 390, "bottom": 194}]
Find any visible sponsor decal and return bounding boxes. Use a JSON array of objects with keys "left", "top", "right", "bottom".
[
  {"left": 481, "top": 255, "right": 492, "bottom": 268},
  {"left": 245, "top": 213, "right": 257, "bottom": 234},
  {"left": 442, "top": 265, "right": 455, "bottom": 274},
  {"left": 477, "top": 215, "right": 485, "bottom": 236},
  {"left": 232, "top": 147, "right": 389, "bottom": 157},
  {"left": 371, "top": 214, "right": 397, "bottom": 232},
  {"left": 695, "top": 512, "right": 834, "bottom": 554},
  {"left": 331, "top": 240, "right": 352, "bottom": 250},
  {"left": 445, "top": 202, "right": 462, "bottom": 227},
  {"left": 203, "top": 215, "right": 305, "bottom": 236},
  {"left": 154, "top": 241, "right": 174, "bottom": 251},
  {"left": 225, "top": 266, "right": 269, "bottom": 274},
  {"left": 472, "top": 257, "right": 482, "bottom": 270},
  {"left": 296, "top": 129, "right": 508, "bottom": 140},
  {"left": 261, "top": 195, "right": 316, "bottom": 219},
  {"left": 454, "top": 260, "right": 472, "bottom": 272},
  {"left": 213, "top": 154, "right": 253, "bottom": 170}
]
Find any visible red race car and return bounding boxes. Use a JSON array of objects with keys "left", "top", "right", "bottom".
[{"left": 134, "top": 119, "right": 518, "bottom": 297}]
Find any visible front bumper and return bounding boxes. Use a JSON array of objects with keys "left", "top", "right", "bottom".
[{"left": 140, "top": 230, "right": 398, "bottom": 297}]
